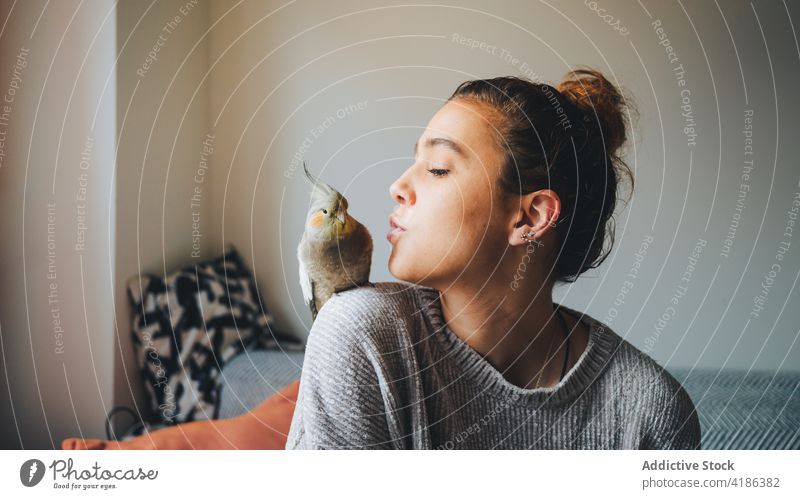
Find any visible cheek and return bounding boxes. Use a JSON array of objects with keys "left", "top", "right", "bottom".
[
  {"left": 453, "top": 190, "right": 509, "bottom": 265},
  {"left": 309, "top": 212, "right": 324, "bottom": 228},
  {"left": 422, "top": 183, "right": 498, "bottom": 256},
  {"left": 414, "top": 184, "right": 470, "bottom": 241},
  {"left": 449, "top": 182, "right": 497, "bottom": 240}
]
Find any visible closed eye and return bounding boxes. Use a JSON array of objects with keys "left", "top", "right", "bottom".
[{"left": 427, "top": 168, "right": 449, "bottom": 177}]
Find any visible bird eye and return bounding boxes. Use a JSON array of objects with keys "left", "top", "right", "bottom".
[{"left": 322, "top": 209, "right": 327, "bottom": 214}]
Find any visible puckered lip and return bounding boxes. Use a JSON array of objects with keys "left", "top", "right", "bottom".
[{"left": 389, "top": 214, "right": 406, "bottom": 231}]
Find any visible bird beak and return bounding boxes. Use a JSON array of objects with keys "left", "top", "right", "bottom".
[{"left": 335, "top": 205, "right": 346, "bottom": 225}]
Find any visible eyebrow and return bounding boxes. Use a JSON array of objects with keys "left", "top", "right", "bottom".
[{"left": 413, "top": 136, "right": 467, "bottom": 158}]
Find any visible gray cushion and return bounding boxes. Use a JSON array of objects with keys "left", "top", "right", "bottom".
[{"left": 217, "top": 349, "right": 305, "bottom": 419}]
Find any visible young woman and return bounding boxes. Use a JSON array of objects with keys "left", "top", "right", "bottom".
[{"left": 286, "top": 69, "right": 701, "bottom": 449}]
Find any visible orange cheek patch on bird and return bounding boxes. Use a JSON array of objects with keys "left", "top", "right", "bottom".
[{"left": 310, "top": 212, "right": 325, "bottom": 228}]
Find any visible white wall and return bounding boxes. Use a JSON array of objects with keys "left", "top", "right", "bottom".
[{"left": 0, "top": 0, "right": 117, "bottom": 449}]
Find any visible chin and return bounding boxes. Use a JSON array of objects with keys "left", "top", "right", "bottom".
[
  {"left": 388, "top": 254, "right": 422, "bottom": 284},
  {"left": 388, "top": 258, "right": 441, "bottom": 289},
  {"left": 387, "top": 254, "right": 410, "bottom": 281}
]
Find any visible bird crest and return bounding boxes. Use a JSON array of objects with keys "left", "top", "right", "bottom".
[{"left": 303, "top": 161, "right": 338, "bottom": 204}]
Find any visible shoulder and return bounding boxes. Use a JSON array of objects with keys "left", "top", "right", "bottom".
[
  {"left": 612, "top": 336, "right": 695, "bottom": 406},
  {"left": 605, "top": 333, "right": 701, "bottom": 448},
  {"left": 323, "top": 281, "right": 419, "bottom": 321},
  {"left": 597, "top": 327, "right": 695, "bottom": 408},
  {"left": 564, "top": 309, "right": 693, "bottom": 402},
  {"left": 307, "top": 281, "right": 420, "bottom": 354}
]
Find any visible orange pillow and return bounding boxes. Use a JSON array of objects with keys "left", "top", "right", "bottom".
[{"left": 62, "top": 379, "right": 300, "bottom": 450}]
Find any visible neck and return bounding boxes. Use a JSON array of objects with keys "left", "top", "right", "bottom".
[{"left": 436, "top": 273, "right": 566, "bottom": 388}]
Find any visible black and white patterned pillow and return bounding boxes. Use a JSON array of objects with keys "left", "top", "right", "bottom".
[{"left": 127, "top": 244, "right": 300, "bottom": 426}]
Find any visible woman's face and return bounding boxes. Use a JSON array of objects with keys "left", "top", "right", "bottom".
[{"left": 387, "top": 98, "right": 513, "bottom": 289}]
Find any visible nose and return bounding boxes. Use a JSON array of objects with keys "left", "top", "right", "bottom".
[{"left": 389, "top": 168, "right": 415, "bottom": 206}]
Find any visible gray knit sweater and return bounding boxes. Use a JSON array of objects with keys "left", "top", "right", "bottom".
[{"left": 286, "top": 282, "right": 701, "bottom": 449}]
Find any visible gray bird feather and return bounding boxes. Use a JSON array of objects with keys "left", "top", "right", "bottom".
[{"left": 297, "top": 162, "right": 373, "bottom": 321}]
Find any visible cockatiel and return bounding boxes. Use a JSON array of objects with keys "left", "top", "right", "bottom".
[{"left": 297, "top": 162, "right": 373, "bottom": 321}]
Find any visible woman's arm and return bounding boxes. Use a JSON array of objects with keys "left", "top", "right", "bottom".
[{"left": 286, "top": 292, "right": 399, "bottom": 450}]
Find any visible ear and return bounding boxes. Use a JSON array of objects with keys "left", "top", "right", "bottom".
[{"left": 508, "top": 189, "right": 561, "bottom": 247}]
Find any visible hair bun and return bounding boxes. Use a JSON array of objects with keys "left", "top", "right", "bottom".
[{"left": 557, "top": 68, "right": 628, "bottom": 156}]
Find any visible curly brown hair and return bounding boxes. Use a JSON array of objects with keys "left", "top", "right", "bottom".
[{"left": 448, "top": 68, "right": 635, "bottom": 284}]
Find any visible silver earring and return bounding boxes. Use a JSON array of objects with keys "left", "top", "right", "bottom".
[{"left": 521, "top": 230, "right": 536, "bottom": 241}]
